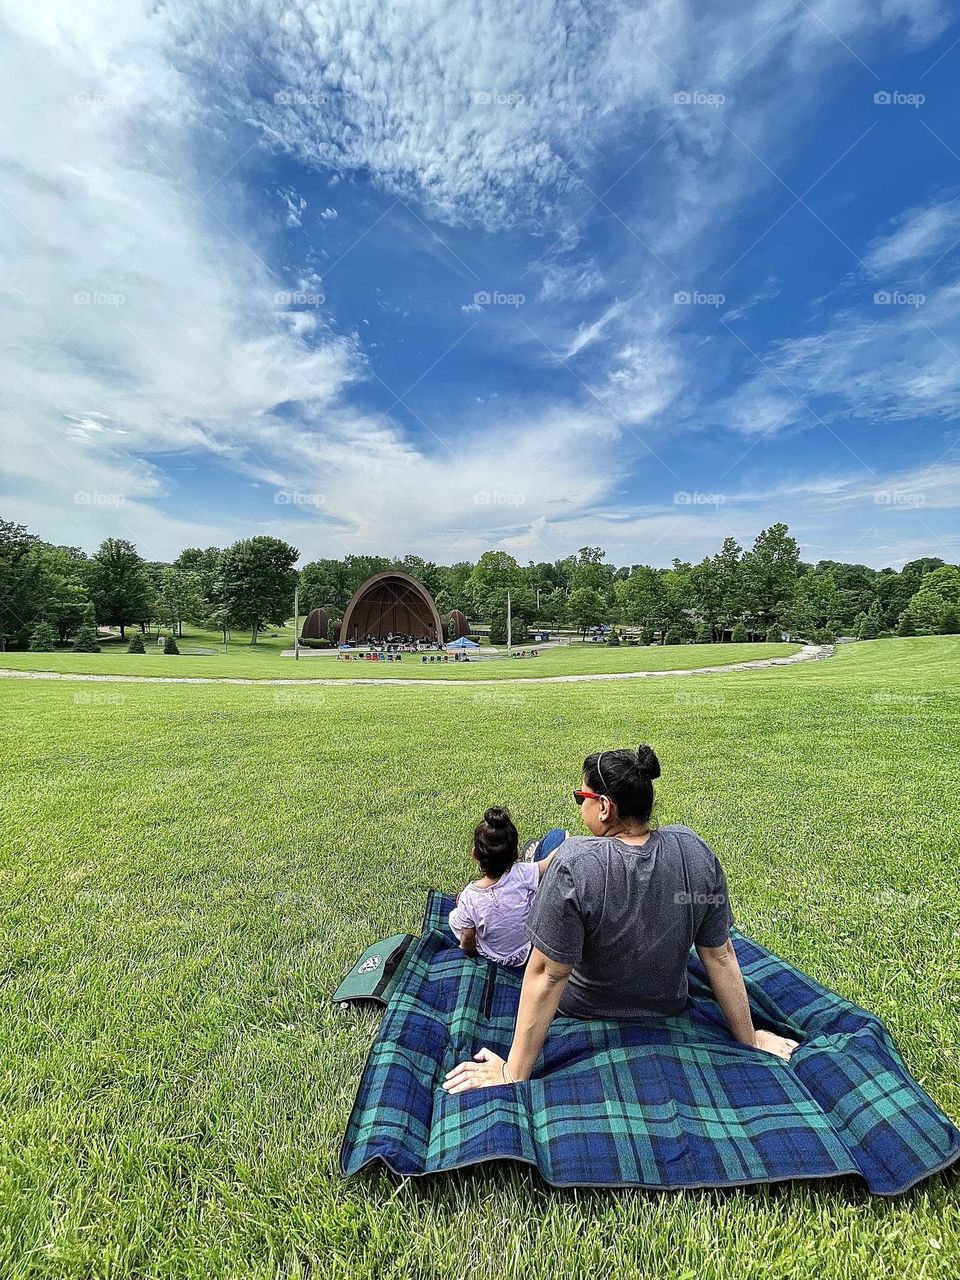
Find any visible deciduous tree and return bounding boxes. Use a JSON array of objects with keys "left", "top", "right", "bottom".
[{"left": 217, "top": 537, "right": 299, "bottom": 644}]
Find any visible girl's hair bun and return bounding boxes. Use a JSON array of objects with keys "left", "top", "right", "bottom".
[
  {"left": 474, "top": 806, "right": 519, "bottom": 878},
  {"left": 483, "top": 805, "right": 513, "bottom": 827},
  {"left": 635, "top": 744, "right": 661, "bottom": 781}
]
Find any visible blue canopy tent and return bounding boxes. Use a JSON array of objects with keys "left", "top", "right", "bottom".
[{"left": 445, "top": 636, "right": 479, "bottom": 649}]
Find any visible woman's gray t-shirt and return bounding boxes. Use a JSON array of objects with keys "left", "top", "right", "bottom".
[{"left": 524, "top": 825, "right": 734, "bottom": 1019}]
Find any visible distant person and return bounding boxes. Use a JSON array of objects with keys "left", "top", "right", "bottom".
[{"left": 449, "top": 808, "right": 557, "bottom": 967}]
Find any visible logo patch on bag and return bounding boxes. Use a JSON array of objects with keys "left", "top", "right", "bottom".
[{"left": 358, "top": 955, "right": 383, "bottom": 974}]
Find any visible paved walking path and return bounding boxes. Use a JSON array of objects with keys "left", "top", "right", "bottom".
[{"left": 0, "top": 644, "right": 835, "bottom": 688}]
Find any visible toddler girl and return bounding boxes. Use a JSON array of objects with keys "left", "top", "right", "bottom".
[{"left": 449, "top": 807, "right": 556, "bottom": 966}]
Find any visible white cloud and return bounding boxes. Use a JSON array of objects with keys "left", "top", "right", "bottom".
[
  {"left": 722, "top": 276, "right": 782, "bottom": 323},
  {"left": 826, "top": 459, "right": 960, "bottom": 511},
  {"left": 604, "top": 328, "right": 684, "bottom": 424},
  {"left": 717, "top": 266, "right": 960, "bottom": 436},
  {"left": 537, "top": 260, "right": 605, "bottom": 304},
  {"left": 0, "top": 0, "right": 954, "bottom": 571},
  {"left": 247, "top": 403, "right": 624, "bottom": 561},
  {"left": 495, "top": 509, "right": 735, "bottom": 564},
  {"left": 158, "top": 0, "right": 946, "bottom": 237},
  {"left": 279, "top": 186, "right": 307, "bottom": 227},
  {"left": 727, "top": 460, "right": 960, "bottom": 511},
  {"left": 559, "top": 300, "right": 627, "bottom": 361},
  {"left": 715, "top": 386, "right": 807, "bottom": 438},
  {"left": 771, "top": 284, "right": 960, "bottom": 423},
  {"left": 865, "top": 197, "right": 960, "bottom": 273},
  {"left": 0, "top": 2, "right": 360, "bottom": 552},
  {"left": 0, "top": 0, "right": 640, "bottom": 564}
]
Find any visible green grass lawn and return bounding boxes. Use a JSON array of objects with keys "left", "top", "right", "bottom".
[
  {"left": 0, "top": 625, "right": 800, "bottom": 680},
  {"left": 0, "top": 636, "right": 958, "bottom": 1278}
]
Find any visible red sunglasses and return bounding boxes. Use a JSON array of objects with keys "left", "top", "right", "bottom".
[{"left": 573, "top": 789, "right": 605, "bottom": 806}]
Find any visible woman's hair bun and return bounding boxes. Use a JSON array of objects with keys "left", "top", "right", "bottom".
[
  {"left": 635, "top": 744, "right": 661, "bottom": 781},
  {"left": 483, "top": 805, "right": 513, "bottom": 827}
]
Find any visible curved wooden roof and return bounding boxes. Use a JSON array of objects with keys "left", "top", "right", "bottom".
[
  {"left": 441, "top": 609, "right": 470, "bottom": 639},
  {"left": 339, "top": 571, "right": 443, "bottom": 643},
  {"left": 300, "top": 607, "right": 329, "bottom": 639}
]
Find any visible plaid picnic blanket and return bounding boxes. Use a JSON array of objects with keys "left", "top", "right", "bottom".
[{"left": 340, "top": 891, "right": 960, "bottom": 1194}]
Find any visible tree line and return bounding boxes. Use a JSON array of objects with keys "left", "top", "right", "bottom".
[{"left": 1, "top": 515, "right": 957, "bottom": 651}]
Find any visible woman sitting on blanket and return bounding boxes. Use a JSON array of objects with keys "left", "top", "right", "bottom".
[
  {"left": 449, "top": 807, "right": 557, "bottom": 966},
  {"left": 443, "top": 744, "right": 800, "bottom": 1094}
]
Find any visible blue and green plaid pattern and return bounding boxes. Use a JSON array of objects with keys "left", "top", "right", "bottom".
[{"left": 340, "top": 891, "right": 960, "bottom": 1194}]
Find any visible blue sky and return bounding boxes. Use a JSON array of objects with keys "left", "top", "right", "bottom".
[{"left": 1, "top": 0, "right": 959, "bottom": 568}]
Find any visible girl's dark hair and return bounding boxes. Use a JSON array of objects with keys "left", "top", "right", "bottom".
[
  {"left": 582, "top": 744, "right": 661, "bottom": 824},
  {"left": 473, "top": 806, "right": 519, "bottom": 878}
]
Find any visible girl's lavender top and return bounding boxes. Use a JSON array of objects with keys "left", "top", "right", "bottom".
[{"left": 448, "top": 860, "right": 540, "bottom": 966}]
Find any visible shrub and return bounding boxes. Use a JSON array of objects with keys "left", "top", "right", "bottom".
[
  {"left": 605, "top": 630, "right": 620, "bottom": 647},
  {"left": 663, "top": 629, "right": 681, "bottom": 646},
  {"left": 163, "top": 634, "right": 180, "bottom": 655},
  {"left": 127, "top": 632, "right": 146, "bottom": 653},
  {"left": 897, "top": 613, "right": 916, "bottom": 637},
  {"left": 29, "top": 620, "right": 57, "bottom": 652},
  {"left": 856, "top": 613, "right": 879, "bottom": 640},
  {"left": 299, "top": 637, "right": 330, "bottom": 649},
  {"left": 638, "top": 627, "right": 653, "bottom": 646},
  {"left": 730, "top": 622, "right": 748, "bottom": 644},
  {"left": 765, "top": 625, "right": 782, "bottom": 643},
  {"left": 695, "top": 624, "right": 713, "bottom": 644},
  {"left": 940, "top": 608, "right": 960, "bottom": 635},
  {"left": 71, "top": 622, "right": 101, "bottom": 653},
  {"left": 489, "top": 615, "right": 529, "bottom": 646}
]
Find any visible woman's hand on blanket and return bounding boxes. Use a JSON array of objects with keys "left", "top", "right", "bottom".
[
  {"left": 754, "top": 1029, "right": 801, "bottom": 1061},
  {"left": 442, "top": 1047, "right": 510, "bottom": 1093}
]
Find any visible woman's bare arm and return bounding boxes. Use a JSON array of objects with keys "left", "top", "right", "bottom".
[
  {"left": 458, "top": 925, "right": 478, "bottom": 957},
  {"left": 503, "top": 948, "right": 572, "bottom": 1079},
  {"left": 696, "top": 939, "right": 756, "bottom": 1043},
  {"left": 443, "top": 947, "right": 573, "bottom": 1092},
  {"left": 697, "top": 939, "right": 799, "bottom": 1060},
  {"left": 536, "top": 853, "right": 556, "bottom": 879}
]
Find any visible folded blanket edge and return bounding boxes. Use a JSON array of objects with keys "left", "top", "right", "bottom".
[{"left": 341, "top": 1144, "right": 960, "bottom": 1197}]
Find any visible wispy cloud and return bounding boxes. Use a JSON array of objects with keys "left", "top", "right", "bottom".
[
  {"left": 0, "top": 4, "right": 360, "bottom": 554},
  {"left": 864, "top": 196, "right": 960, "bottom": 273},
  {"left": 557, "top": 300, "right": 627, "bottom": 361},
  {"left": 536, "top": 260, "right": 605, "bottom": 304},
  {"left": 162, "top": 0, "right": 946, "bottom": 239},
  {"left": 0, "top": 0, "right": 955, "bottom": 569},
  {"left": 716, "top": 255, "right": 960, "bottom": 437},
  {"left": 722, "top": 276, "right": 781, "bottom": 323}
]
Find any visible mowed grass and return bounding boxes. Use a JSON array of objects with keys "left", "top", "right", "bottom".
[
  {"left": 0, "top": 625, "right": 800, "bottom": 680},
  {"left": 0, "top": 636, "right": 958, "bottom": 1279}
]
